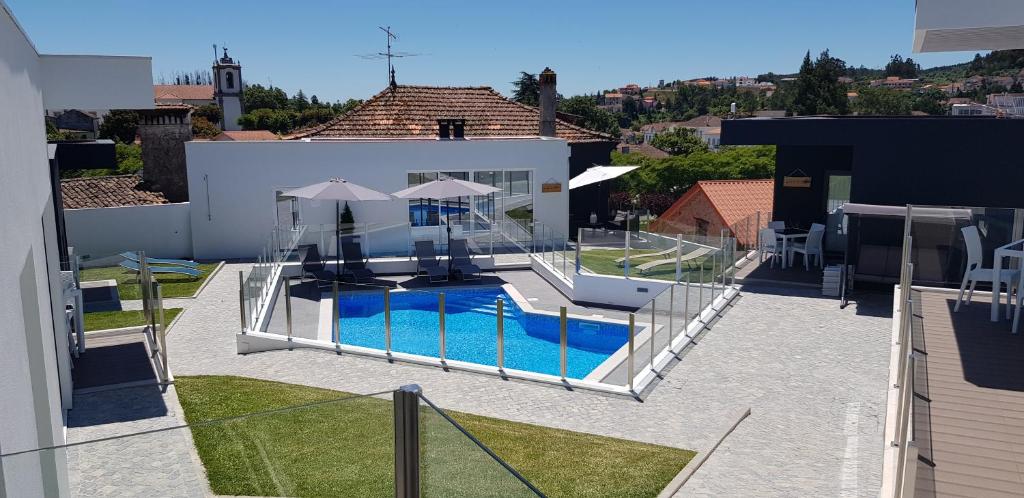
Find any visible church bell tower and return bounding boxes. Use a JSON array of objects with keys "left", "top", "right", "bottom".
[{"left": 213, "top": 47, "right": 243, "bottom": 131}]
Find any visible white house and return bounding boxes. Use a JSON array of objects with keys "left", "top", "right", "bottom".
[
  {"left": 0, "top": 2, "right": 152, "bottom": 496},
  {"left": 185, "top": 137, "right": 571, "bottom": 261}
]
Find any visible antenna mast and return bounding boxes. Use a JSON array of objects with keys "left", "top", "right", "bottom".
[{"left": 380, "top": 26, "right": 397, "bottom": 86}]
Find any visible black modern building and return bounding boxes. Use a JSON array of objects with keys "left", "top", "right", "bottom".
[{"left": 722, "top": 116, "right": 1024, "bottom": 286}]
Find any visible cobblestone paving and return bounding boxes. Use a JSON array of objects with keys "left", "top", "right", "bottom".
[
  {"left": 65, "top": 384, "right": 209, "bottom": 497},
  {"left": 156, "top": 264, "right": 892, "bottom": 497}
]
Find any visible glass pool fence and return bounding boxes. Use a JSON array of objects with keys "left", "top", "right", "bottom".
[
  {"left": 0, "top": 386, "right": 542, "bottom": 498},
  {"left": 260, "top": 273, "right": 734, "bottom": 393}
]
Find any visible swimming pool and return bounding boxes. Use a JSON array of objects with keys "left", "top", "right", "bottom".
[{"left": 336, "top": 287, "right": 629, "bottom": 379}]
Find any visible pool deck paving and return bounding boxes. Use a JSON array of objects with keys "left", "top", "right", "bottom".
[{"left": 68, "top": 263, "right": 893, "bottom": 497}]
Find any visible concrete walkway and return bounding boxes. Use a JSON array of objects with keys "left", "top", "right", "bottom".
[{"left": 156, "top": 263, "right": 892, "bottom": 497}]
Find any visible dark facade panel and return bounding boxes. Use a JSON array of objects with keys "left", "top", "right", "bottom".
[{"left": 568, "top": 141, "right": 618, "bottom": 236}]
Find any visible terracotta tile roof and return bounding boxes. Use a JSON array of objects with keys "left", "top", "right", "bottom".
[
  {"left": 61, "top": 175, "right": 169, "bottom": 209},
  {"left": 288, "top": 85, "right": 616, "bottom": 143},
  {"left": 153, "top": 85, "right": 214, "bottom": 102},
  {"left": 676, "top": 115, "right": 723, "bottom": 128},
  {"left": 616, "top": 142, "right": 670, "bottom": 158},
  {"left": 213, "top": 130, "right": 279, "bottom": 141},
  {"left": 650, "top": 179, "right": 773, "bottom": 242}
]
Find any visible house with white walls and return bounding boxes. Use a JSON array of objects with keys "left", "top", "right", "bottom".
[{"left": 0, "top": 2, "right": 152, "bottom": 496}]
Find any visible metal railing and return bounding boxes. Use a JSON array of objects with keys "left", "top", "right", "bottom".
[
  {"left": 0, "top": 385, "right": 543, "bottom": 498},
  {"left": 890, "top": 230, "right": 919, "bottom": 498},
  {"left": 240, "top": 227, "right": 303, "bottom": 331},
  {"left": 135, "top": 251, "right": 170, "bottom": 383}
]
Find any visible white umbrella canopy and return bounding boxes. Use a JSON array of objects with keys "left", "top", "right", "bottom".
[
  {"left": 569, "top": 165, "right": 639, "bottom": 190},
  {"left": 391, "top": 177, "right": 500, "bottom": 199},
  {"left": 282, "top": 178, "right": 393, "bottom": 201},
  {"left": 392, "top": 177, "right": 501, "bottom": 271},
  {"left": 281, "top": 178, "right": 391, "bottom": 281}
]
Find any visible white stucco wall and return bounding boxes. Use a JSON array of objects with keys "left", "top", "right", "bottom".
[
  {"left": 0, "top": 3, "right": 69, "bottom": 495},
  {"left": 39, "top": 55, "right": 153, "bottom": 111},
  {"left": 185, "top": 138, "right": 571, "bottom": 260},
  {"left": 65, "top": 203, "right": 192, "bottom": 262}
]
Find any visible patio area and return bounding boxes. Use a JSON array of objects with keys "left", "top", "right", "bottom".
[
  {"left": 909, "top": 289, "right": 1024, "bottom": 497},
  {"left": 137, "top": 262, "right": 893, "bottom": 496}
]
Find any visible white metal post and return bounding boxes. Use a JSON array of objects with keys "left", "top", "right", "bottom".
[
  {"left": 668, "top": 285, "right": 675, "bottom": 351},
  {"left": 384, "top": 287, "right": 392, "bottom": 354},
  {"left": 284, "top": 276, "right": 293, "bottom": 340},
  {"left": 238, "top": 270, "right": 246, "bottom": 332},
  {"left": 576, "top": 227, "right": 583, "bottom": 274},
  {"left": 497, "top": 298, "right": 504, "bottom": 370},
  {"left": 650, "top": 299, "right": 656, "bottom": 369},
  {"left": 559, "top": 306, "right": 568, "bottom": 379},
  {"left": 439, "top": 293, "right": 446, "bottom": 361},
  {"left": 675, "top": 234, "right": 683, "bottom": 282},
  {"left": 627, "top": 313, "right": 635, "bottom": 391},
  {"left": 332, "top": 281, "right": 340, "bottom": 346},
  {"left": 624, "top": 217, "right": 632, "bottom": 277}
]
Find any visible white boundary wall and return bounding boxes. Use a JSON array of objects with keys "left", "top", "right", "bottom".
[
  {"left": 65, "top": 202, "right": 192, "bottom": 264},
  {"left": 185, "top": 138, "right": 570, "bottom": 260}
]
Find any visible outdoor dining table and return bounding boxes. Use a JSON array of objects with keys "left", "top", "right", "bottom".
[
  {"left": 990, "top": 238, "right": 1024, "bottom": 325},
  {"left": 775, "top": 228, "right": 808, "bottom": 269}
]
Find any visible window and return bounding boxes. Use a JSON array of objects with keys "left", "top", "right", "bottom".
[
  {"left": 407, "top": 170, "right": 533, "bottom": 229},
  {"left": 825, "top": 173, "right": 852, "bottom": 213},
  {"left": 695, "top": 218, "right": 710, "bottom": 236},
  {"left": 225, "top": 71, "right": 234, "bottom": 89}
]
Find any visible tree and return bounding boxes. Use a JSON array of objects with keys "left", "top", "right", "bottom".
[
  {"left": 611, "top": 145, "right": 776, "bottom": 197},
  {"left": 650, "top": 128, "right": 709, "bottom": 156},
  {"left": 333, "top": 98, "right": 363, "bottom": 115},
  {"left": 884, "top": 54, "right": 920, "bottom": 79},
  {"left": 339, "top": 202, "right": 355, "bottom": 224},
  {"left": 791, "top": 50, "right": 849, "bottom": 116},
  {"left": 237, "top": 108, "right": 297, "bottom": 133},
  {"left": 98, "top": 110, "right": 139, "bottom": 143},
  {"left": 193, "top": 104, "right": 222, "bottom": 125},
  {"left": 115, "top": 142, "right": 143, "bottom": 174},
  {"left": 242, "top": 84, "right": 288, "bottom": 112},
  {"left": 290, "top": 89, "right": 309, "bottom": 112},
  {"left": 511, "top": 71, "right": 540, "bottom": 106},
  {"left": 191, "top": 116, "right": 221, "bottom": 138},
  {"left": 853, "top": 87, "right": 912, "bottom": 115},
  {"left": 557, "top": 95, "right": 620, "bottom": 137}
]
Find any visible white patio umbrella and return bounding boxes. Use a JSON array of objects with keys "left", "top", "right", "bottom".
[
  {"left": 569, "top": 165, "right": 639, "bottom": 190},
  {"left": 281, "top": 178, "right": 392, "bottom": 279},
  {"left": 392, "top": 177, "right": 501, "bottom": 269}
]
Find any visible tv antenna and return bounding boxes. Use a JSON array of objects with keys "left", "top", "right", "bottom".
[{"left": 355, "top": 26, "right": 424, "bottom": 87}]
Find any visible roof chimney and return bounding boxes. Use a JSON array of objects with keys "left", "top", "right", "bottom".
[{"left": 539, "top": 67, "right": 557, "bottom": 137}]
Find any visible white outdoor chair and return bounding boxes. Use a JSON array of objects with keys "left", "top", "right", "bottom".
[
  {"left": 759, "top": 227, "right": 783, "bottom": 267},
  {"left": 768, "top": 221, "right": 785, "bottom": 231},
  {"left": 955, "top": 225, "right": 1019, "bottom": 314},
  {"left": 1013, "top": 281, "right": 1024, "bottom": 334},
  {"left": 788, "top": 226, "right": 825, "bottom": 270},
  {"left": 810, "top": 223, "right": 826, "bottom": 232}
]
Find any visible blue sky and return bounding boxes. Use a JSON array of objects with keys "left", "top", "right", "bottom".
[{"left": 10, "top": 0, "right": 978, "bottom": 103}]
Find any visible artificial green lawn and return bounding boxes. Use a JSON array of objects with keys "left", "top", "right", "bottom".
[
  {"left": 174, "top": 376, "right": 694, "bottom": 498},
  {"left": 79, "top": 262, "right": 220, "bottom": 299},
  {"left": 83, "top": 308, "right": 183, "bottom": 332},
  {"left": 579, "top": 248, "right": 723, "bottom": 282}
]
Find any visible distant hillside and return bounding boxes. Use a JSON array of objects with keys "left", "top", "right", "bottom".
[
  {"left": 920, "top": 50, "right": 1024, "bottom": 83},
  {"left": 752, "top": 50, "right": 1024, "bottom": 85}
]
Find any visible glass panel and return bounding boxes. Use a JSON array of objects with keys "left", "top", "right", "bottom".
[
  {"left": 409, "top": 172, "right": 439, "bottom": 227},
  {"left": 825, "top": 173, "right": 852, "bottom": 214},
  {"left": 419, "top": 395, "right": 540, "bottom": 497},
  {"left": 1, "top": 392, "right": 395, "bottom": 497}
]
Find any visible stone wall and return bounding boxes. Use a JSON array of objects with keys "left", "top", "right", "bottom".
[{"left": 138, "top": 108, "right": 192, "bottom": 202}]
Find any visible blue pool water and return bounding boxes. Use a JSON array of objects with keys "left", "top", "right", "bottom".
[{"left": 337, "top": 287, "right": 628, "bottom": 379}]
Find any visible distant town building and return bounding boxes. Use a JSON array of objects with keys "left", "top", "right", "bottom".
[
  {"left": 641, "top": 96, "right": 657, "bottom": 111},
  {"left": 987, "top": 93, "right": 1024, "bottom": 115},
  {"left": 600, "top": 92, "right": 623, "bottom": 112},
  {"left": 838, "top": 76, "right": 854, "bottom": 84},
  {"left": 153, "top": 84, "right": 215, "bottom": 107},
  {"left": 869, "top": 76, "right": 919, "bottom": 90},
  {"left": 619, "top": 83, "right": 641, "bottom": 95},
  {"left": 950, "top": 103, "right": 997, "bottom": 116}
]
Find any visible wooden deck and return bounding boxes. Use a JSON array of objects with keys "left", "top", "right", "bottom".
[{"left": 912, "top": 289, "right": 1024, "bottom": 497}]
